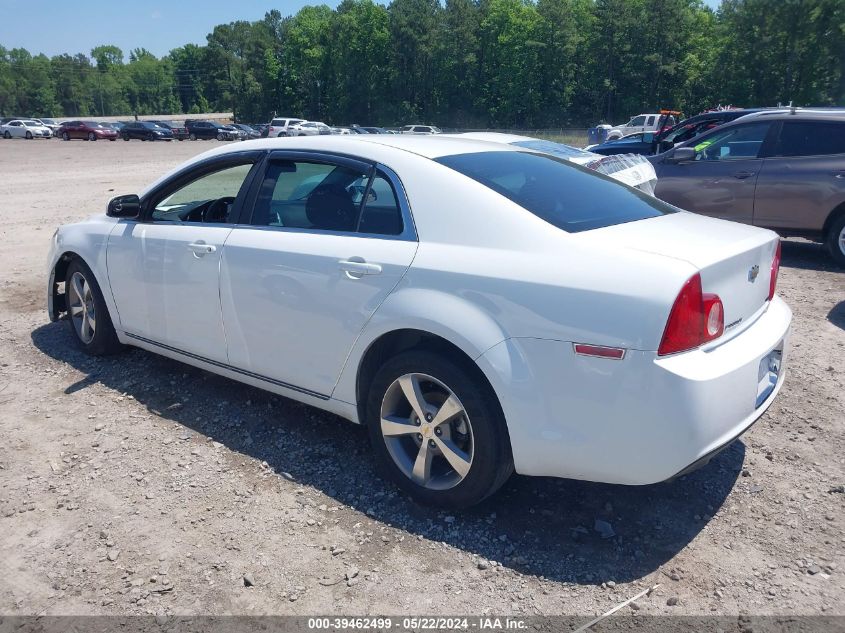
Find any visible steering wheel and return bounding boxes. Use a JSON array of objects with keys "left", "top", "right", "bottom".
[{"left": 202, "top": 197, "right": 235, "bottom": 223}]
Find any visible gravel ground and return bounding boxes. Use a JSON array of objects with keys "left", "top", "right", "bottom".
[{"left": 0, "top": 139, "right": 843, "bottom": 619}]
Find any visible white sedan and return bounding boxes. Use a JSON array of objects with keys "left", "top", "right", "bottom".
[
  {"left": 2, "top": 119, "right": 53, "bottom": 139},
  {"left": 47, "top": 135, "right": 791, "bottom": 508},
  {"left": 453, "top": 132, "right": 658, "bottom": 194}
]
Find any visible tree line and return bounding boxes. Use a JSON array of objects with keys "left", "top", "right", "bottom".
[{"left": 1, "top": 0, "right": 842, "bottom": 128}]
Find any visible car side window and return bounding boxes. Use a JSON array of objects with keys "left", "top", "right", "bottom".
[
  {"left": 773, "top": 121, "right": 845, "bottom": 157},
  {"left": 151, "top": 163, "right": 254, "bottom": 223},
  {"left": 630, "top": 116, "right": 646, "bottom": 126},
  {"left": 357, "top": 171, "right": 404, "bottom": 236},
  {"left": 646, "top": 116, "right": 655, "bottom": 126},
  {"left": 251, "top": 160, "right": 370, "bottom": 232},
  {"left": 693, "top": 123, "right": 771, "bottom": 161}
]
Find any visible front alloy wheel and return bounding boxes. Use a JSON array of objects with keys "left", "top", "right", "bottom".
[
  {"left": 67, "top": 271, "right": 96, "bottom": 344},
  {"left": 826, "top": 213, "right": 845, "bottom": 267},
  {"left": 63, "top": 259, "right": 123, "bottom": 355},
  {"left": 380, "top": 373, "right": 474, "bottom": 490}
]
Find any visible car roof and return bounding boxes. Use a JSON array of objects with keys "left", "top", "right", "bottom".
[
  {"left": 732, "top": 109, "right": 845, "bottom": 123},
  {"left": 140, "top": 135, "right": 524, "bottom": 197}
]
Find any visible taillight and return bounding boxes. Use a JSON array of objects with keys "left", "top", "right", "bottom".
[
  {"left": 658, "top": 273, "right": 724, "bottom": 356},
  {"left": 768, "top": 240, "right": 781, "bottom": 300}
]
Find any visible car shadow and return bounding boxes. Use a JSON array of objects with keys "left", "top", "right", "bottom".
[
  {"left": 780, "top": 238, "right": 840, "bottom": 272},
  {"left": 32, "top": 321, "right": 743, "bottom": 585},
  {"left": 828, "top": 301, "right": 845, "bottom": 331}
]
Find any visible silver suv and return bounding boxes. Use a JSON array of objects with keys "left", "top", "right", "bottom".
[{"left": 650, "top": 111, "right": 845, "bottom": 265}]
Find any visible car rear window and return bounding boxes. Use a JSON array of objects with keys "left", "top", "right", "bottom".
[
  {"left": 435, "top": 151, "right": 676, "bottom": 233},
  {"left": 774, "top": 121, "right": 845, "bottom": 157}
]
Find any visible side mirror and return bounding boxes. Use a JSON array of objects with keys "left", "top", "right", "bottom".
[
  {"left": 107, "top": 194, "right": 141, "bottom": 218},
  {"left": 665, "top": 147, "right": 696, "bottom": 164}
]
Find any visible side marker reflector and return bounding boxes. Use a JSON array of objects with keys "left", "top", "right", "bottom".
[{"left": 573, "top": 344, "right": 626, "bottom": 360}]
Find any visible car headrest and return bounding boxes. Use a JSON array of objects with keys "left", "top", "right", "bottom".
[{"left": 305, "top": 184, "right": 357, "bottom": 231}]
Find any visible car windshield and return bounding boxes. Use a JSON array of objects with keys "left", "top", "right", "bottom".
[
  {"left": 22, "top": 120, "right": 40, "bottom": 127},
  {"left": 41, "top": 118, "right": 56, "bottom": 124},
  {"left": 511, "top": 139, "right": 593, "bottom": 160},
  {"left": 435, "top": 151, "right": 676, "bottom": 233},
  {"left": 83, "top": 121, "right": 103, "bottom": 128}
]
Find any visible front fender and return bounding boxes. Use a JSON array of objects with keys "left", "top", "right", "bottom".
[
  {"left": 46, "top": 215, "right": 120, "bottom": 324},
  {"left": 331, "top": 287, "right": 510, "bottom": 411}
]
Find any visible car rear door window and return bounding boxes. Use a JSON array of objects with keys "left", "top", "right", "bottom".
[
  {"left": 252, "top": 160, "right": 406, "bottom": 236},
  {"left": 773, "top": 121, "right": 845, "bottom": 157},
  {"left": 436, "top": 151, "right": 676, "bottom": 233},
  {"left": 357, "top": 171, "right": 404, "bottom": 235},
  {"left": 692, "top": 122, "right": 772, "bottom": 160}
]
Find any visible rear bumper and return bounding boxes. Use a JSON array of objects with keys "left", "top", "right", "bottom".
[{"left": 478, "top": 296, "right": 792, "bottom": 484}]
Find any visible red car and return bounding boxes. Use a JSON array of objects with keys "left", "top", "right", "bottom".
[{"left": 57, "top": 121, "right": 118, "bottom": 141}]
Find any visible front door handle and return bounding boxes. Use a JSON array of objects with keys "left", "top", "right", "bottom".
[
  {"left": 338, "top": 258, "right": 382, "bottom": 278},
  {"left": 733, "top": 171, "right": 755, "bottom": 180},
  {"left": 187, "top": 241, "right": 216, "bottom": 257}
]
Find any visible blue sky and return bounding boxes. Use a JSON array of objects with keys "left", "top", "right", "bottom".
[{"left": 0, "top": 0, "right": 722, "bottom": 59}]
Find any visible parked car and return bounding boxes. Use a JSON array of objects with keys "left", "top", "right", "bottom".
[
  {"left": 102, "top": 122, "right": 125, "bottom": 133},
  {"left": 600, "top": 111, "right": 679, "bottom": 141},
  {"left": 1, "top": 119, "right": 53, "bottom": 139},
  {"left": 185, "top": 120, "right": 237, "bottom": 141},
  {"left": 360, "top": 126, "right": 390, "bottom": 134},
  {"left": 149, "top": 120, "right": 189, "bottom": 140},
  {"left": 588, "top": 109, "right": 767, "bottom": 156},
  {"left": 47, "top": 135, "right": 790, "bottom": 508},
  {"left": 232, "top": 124, "right": 261, "bottom": 140},
  {"left": 650, "top": 111, "right": 845, "bottom": 265},
  {"left": 32, "top": 118, "right": 60, "bottom": 135},
  {"left": 332, "top": 127, "right": 353, "bottom": 135},
  {"left": 120, "top": 121, "right": 174, "bottom": 141},
  {"left": 454, "top": 132, "right": 658, "bottom": 194},
  {"left": 287, "top": 121, "right": 332, "bottom": 136},
  {"left": 267, "top": 117, "right": 306, "bottom": 137},
  {"left": 57, "top": 120, "right": 118, "bottom": 141},
  {"left": 400, "top": 124, "right": 441, "bottom": 135}
]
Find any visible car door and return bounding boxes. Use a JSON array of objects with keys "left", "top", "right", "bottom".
[
  {"left": 653, "top": 121, "right": 774, "bottom": 223},
  {"left": 753, "top": 119, "right": 845, "bottom": 233},
  {"left": 220, "top": 152, "right": 418, "bottom": 397},
  {"left": 106, "top": 153, "right": 262, "bottom": 363},
  {"left": 8, "top": 121, "right": 24, "bottom": 138}
]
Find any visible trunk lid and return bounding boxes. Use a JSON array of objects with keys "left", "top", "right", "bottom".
[{"left": 582, "top": 211, "right": 779, "bottom": 338}]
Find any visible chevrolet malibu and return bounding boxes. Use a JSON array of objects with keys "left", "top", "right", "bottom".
[{"left": 47, "top": 136, "right": 791, "bottom": 508}]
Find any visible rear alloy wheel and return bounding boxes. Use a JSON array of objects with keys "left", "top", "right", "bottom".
[
  {"left": 4, "top": 131, "right": 11, "bottom": 139},
  {"left": 88, "top": 132, "right": 96, "bottom": 141},
  {"left": 123, "top": 134, "right": 130, "bottom": 141},
  {"left": 64, "top": 259, "right": 123, "bottom": 355},
  {"left": 147, "top": 132, "right": 155, "bottom": 141},
  {"left": 367, "top": 351, "right": 513, "bottom": 508},
  {"left": 189, "top": 133, "right": 197, "bottom": 141},
  {"left": 826, "top": 213, "right": 845, "bottom": 267},
  {"left": 62, "top": 132, "right": 70, "bottom": 141}
]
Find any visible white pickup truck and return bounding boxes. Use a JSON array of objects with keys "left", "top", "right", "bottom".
[{"left": 602, "top": 112, "right": 678, "bottom": 140}]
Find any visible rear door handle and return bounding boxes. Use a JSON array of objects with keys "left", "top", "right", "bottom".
[
  {"left": 187, "top": 241, "right": 216, "bottom": 256},
  {"left": 733, "top": 171, "right": 755, "bottom": 180},
  {"left": 338, "top": 258, "right": 382, "bottom": 278}
]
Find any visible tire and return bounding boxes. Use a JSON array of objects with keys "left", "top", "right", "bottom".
[
  {"left": 25, "top": 131, "right": 32, "bottom": 139},
  {"left": 62, "top": 132, "right": 69, "bottom": 141},
  {"left": 3, "top": 131, "right": 10, "bottom": 139},
  {"left": 88, "top": 132, "right": 96, "bottom": 141},
  {"left": 366, "top": 350, "right": 513, "bottom": 508},
  {"left": 189, "top": 133, "right": 197, "bottom": 141},
  {"left": 826, "top": 212, "right": 845, "bottom": 267},
  {"left": 109, "top": 138, "right": 116, "bottom": 141},
  {"left": 147, "top": 133, "right": 155, "bottom": 141},
  {"left": 64, "top": 259, "right": 123, "bottom": 356},
  {"left": 217, "top": 133, "right": 225, "bottom": 141}
]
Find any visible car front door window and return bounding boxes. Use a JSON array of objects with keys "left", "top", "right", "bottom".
[
  {"left": 693, "top": 123, "right": 772, "bottom": 161},
  {"left": 153, "top": 163, "right": 253, "bottom": 224}
]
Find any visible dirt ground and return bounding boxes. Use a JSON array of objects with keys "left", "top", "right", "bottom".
[{"left": 0, "top": 138, "right": 843, "bottom": 620}]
